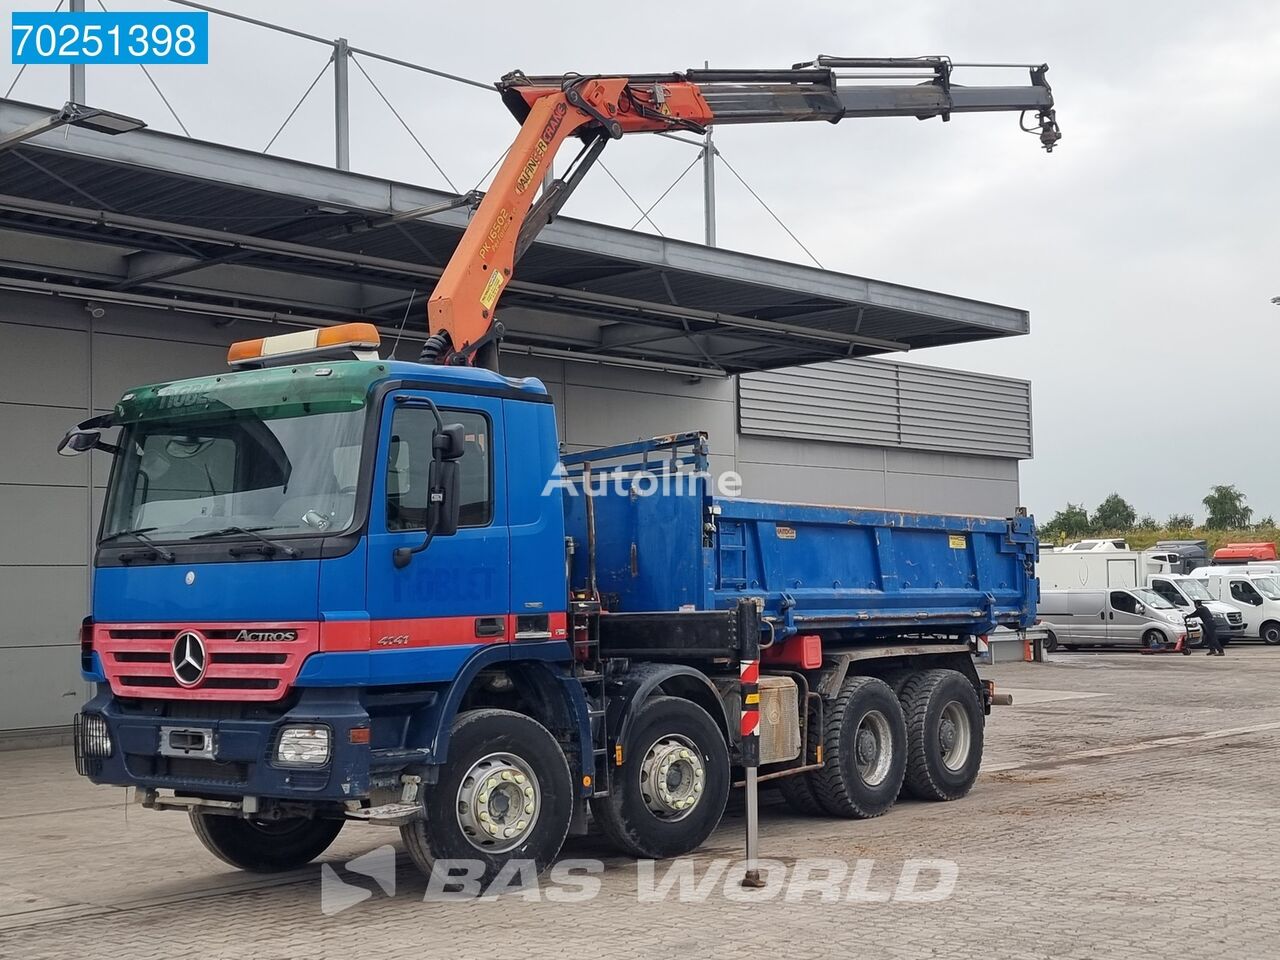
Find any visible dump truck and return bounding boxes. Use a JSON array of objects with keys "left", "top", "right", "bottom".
[{"left": 60, "top": 54, "right": 1052, "bottom": 886}]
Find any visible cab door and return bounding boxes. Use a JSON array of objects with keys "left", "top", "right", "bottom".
[
  {"left": 365, "top": 391, "right": 510, "bottom": 645},
  {"left": 1107, "top": 590, "right": 1148, "bottom": 645}
]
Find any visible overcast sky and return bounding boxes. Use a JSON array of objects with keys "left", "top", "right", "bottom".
[{"left": 5, "top": 0, "right": 1278, "bottom": 523}]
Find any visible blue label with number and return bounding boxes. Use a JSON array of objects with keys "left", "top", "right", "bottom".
[{"left": 11, "top": 11, "right": 208, "bottom": 64}]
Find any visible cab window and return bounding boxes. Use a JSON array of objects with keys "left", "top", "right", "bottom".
[
  {"left": 1110, "top": 591, "right": 1138, "bottom": 614},
  {"left": 386, "top": 407, "right": 491, "bottom": 530},
  {"left": 1230, "top": 580, "right": 1263, "bottom": 605},
  {"left": 1149, "top": 580, "right": 1185, "bottom": 607}
]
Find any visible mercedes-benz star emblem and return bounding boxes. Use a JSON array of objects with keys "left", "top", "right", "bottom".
[{"left": 171, "top": 631, "right": 207, "bottom": 687}]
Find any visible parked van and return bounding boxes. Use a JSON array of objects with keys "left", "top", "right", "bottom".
[
  {"left": 1039, "top": 587, "right": 1198, "bottom": 651},
  {"left": 1188, "top": 568, "right": 1280, "bottom": 644},
  {"left": 1146, "top": 574, "right": 1245, "bottom": 644}
]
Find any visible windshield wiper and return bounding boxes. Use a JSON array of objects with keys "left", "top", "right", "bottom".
[
  {"left": 190, "top": 525, "right": 298, "bottom": 558},
  {"left": 99, "top": 527, "right": 175, "bottom": 562}
]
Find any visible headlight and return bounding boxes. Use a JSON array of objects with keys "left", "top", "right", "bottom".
[
  {"left": 276, "top": 725, "right": 331, "bottom": 765},
  {"left": 77, "top": 713, "right": 112, "bottom": 758}
]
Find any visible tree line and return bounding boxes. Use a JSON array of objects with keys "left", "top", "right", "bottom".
[{"left": 1039, "top": 484, "right": 1274, "bottom": 540}]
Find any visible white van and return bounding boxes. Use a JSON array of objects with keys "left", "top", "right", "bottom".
[
  {"left": 1188, "top": 568, "right": 1280, "bottom": 644},
  {"left": 1146, "top": 574, "right": 1246, "bottom": 644},
  {"left": 1039, "top": 587, "right": 1197, "bottom": 651}
]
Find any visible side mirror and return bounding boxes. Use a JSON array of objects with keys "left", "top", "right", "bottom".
[
  {"left": 392, "top": 410, "right": 466, "bottom": 569},
  {"left": 56, "top": 415, "right": 119, "bottom": 457},
  {"left": 1135, "top": 604, "right": 1146, "bottom": 616},
  {"left": 57, "top": 428, "right": 102, "bottom": 457},
  {"left": 435, "top": 423, "right": 465, "bottom": 462},
  {"left": 426, "top": 456, "right": 461, "bottom": 538}
]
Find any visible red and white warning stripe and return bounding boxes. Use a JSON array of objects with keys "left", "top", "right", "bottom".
[{"left": 740, "top": 658, "right": 760, "bottom": 738}]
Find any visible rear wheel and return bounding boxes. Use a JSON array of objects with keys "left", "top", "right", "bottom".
[
  {"left": 810, "top": 676, "right": 906, "bottom": 819},
  {"left": 899, "top": 670, "right": 984, "bottom": 801},
  {"left": 1261, "top": 621, "right": 1280, "bottom": 646},
  {"left": 400, "top": 709, "right": 573, "bottom": 889},
  {"left": 592, "top": 696, "right": 730, "bottom": 859},
  {"left": 189, "top": 813, "right": 343, "bottom": 873}
]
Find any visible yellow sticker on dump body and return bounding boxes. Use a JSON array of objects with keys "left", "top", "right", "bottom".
[
  {"left": 479, "top": 269, "right": 506, "bottom": 311},
  {"left": 949, "top": 534, "right": 967, "bottom": 549},
  {"left": 776, "top": 526, "right": 797, "bottom": 540}
]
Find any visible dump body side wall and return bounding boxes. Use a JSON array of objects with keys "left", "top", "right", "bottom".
[{"left": 564, "top": 473, "right": 1037, "bottom": 634}]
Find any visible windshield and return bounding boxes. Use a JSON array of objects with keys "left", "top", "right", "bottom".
[
  {"left": 1174, "top": 578, "right": 1212, "bottom": 601},
  {"left": 102, "top": 407, "right": 366, "bottom": 543},
  {"left": 1132, "top": 589, "right": 1174, "bottom": 610},
  {"left": 1255, "top": 577, "right": 1280, "bottom": 601}
]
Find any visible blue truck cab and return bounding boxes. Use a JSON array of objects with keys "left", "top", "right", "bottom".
[{"left": 63, "top": 325, "right": 1036, "bottom": 885}]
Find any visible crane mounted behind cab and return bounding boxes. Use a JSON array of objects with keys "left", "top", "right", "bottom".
[{"left": 420, "top": 55, "right": 1061, "bottom": 368}]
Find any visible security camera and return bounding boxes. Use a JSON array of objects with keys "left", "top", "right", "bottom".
[{"left": 85, "top": 302, "right": 105, "bottom": 319}]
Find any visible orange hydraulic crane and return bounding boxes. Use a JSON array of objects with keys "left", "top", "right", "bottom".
[{"left": 420, "top": 56, "right": 1060, "bottom": 368}]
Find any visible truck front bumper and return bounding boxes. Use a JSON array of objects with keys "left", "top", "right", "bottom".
[{"left": 73, "top": 685, "right": 376, "bottom": 803}]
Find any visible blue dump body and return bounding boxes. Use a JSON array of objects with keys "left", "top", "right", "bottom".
[{"left": 564, "top": 434, "right": 1037, "bottom": 637}]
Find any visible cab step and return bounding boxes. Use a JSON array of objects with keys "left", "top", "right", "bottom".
[{"left": 344, "top": 802, "right": 424, "bottom": 826}]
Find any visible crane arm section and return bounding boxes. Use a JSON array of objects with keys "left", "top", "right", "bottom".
[{"left": 422, "top": 57, "right": 1059, "bottom": 367}]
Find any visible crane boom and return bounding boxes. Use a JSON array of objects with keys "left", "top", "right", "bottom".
[{"left": 421, "top": 56, "right": 1060, "bottom": 367}]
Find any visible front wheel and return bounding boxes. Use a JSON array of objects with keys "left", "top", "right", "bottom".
[
  {"left": 1261, "top": 621, "right": 1280, "bottom": 646},
  {"left": 400, "top": 709, "right": 573, "bottom": 889},
  {"left": 1043, "top": 631, "right": 1059, "bottom": 653},
  {"left": 899, "top": 670, "right": 984, "bottom": 801},
  {"left": 1143, "top": 629, "right": 1166, "bottom": 650},
  {"left": 189, "top": 812, "right": 343, "bottom": 873},
  {"left": 592, "top": 696, "right": 730, "bottom": 859}
]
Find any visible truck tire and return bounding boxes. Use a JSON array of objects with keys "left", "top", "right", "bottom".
[
  {"left": 189, "top": 813, "right": 343, "bottom": 873},
  {"left": 1261, "top": 621, "right": 1280, "bottom": 646},
  {"left": 810, "top": 676, "right": 906, "bottom": 819},
  {"left": 592, "top": 696, "right": 730, "bottom": 859},
  {"left": 777, "top": 701, "right": 824, "bottom": 815},
  {"left": 400, "top": 709, "right": 573, "bottom": 890},
  {"left": 1043, "top": 631, "right": 1059, "bottom": 653},
  {"left": 899, "top": 669, "right": 984, "bottom": 802}
]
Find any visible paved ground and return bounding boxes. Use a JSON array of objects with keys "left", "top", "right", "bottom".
[{"left": 3, "top": 646, "right": 1280, "bottom": 959}]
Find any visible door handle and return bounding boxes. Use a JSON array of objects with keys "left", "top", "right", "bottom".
[{"left": 475, "top": 617, "right": 506, "bottom": 639}]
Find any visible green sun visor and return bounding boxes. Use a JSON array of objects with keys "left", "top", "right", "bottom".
[{"left": 111, "top": 360, "right": 389, "bottom": 425}]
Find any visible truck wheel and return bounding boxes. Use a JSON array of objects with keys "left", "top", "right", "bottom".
[
  {"left": 189, "top": 813, "right": 343, "bottom": 873},
  {"left": 810, "top": 676, "right": 906, "bottom": 819},
  {"left": 899, "top": 670, "right": 984, "bottom": 802},
  {"left": 777, "top": 701, "right": 824, "bottom": 816},
  {"left": 400, "top": 709, "right": 573, "bottom": 890},
  {"left": 1044, "top": 631, "right": 1059, "bottom": 653},
  {"left": 1261, "top": 621, "right": 1280, "bottom": 646},
  {"left": 592, "top": 696, "right": 730, "bottom": 859}
]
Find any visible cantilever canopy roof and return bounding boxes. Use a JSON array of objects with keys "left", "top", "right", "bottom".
[{"left": 0, "top": 98, "right": 1028, "bottom": 376}]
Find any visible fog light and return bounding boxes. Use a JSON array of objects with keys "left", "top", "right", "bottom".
[
  {"left": 276, "top": 725, "right": 331, "bottom": 765},
  {"left": 79, "top": 713, "right": 112, "bottom": 758}
]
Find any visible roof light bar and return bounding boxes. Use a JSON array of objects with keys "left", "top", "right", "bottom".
[{"left": 228, "top": 322, "right": 382, "bottom": 368}]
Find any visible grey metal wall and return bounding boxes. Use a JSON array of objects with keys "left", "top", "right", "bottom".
[
  {"left": 739, "top": 358, "right": 1033, "bottom": 460},
  {"left": 0, "top": 291, "right": 1024, "bottom": 738}
]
